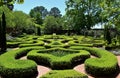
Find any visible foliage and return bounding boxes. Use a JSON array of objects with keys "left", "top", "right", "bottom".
[
  {"left": 49, "top": 7, "right": 62, "bottom": 17},
  {"left": 0, "top": 6, "right": 15, "bottom": 28},
  {"left": 29, "top": 6, "right": 48, "bottom": 19},
  {"left": 0, "top": 6, "right": 35, "bottom": 35},
  {"left": 0, "top": 48, "right": 38, "bottom": 78},
  {"left": 0, "top": 0, "right": 24, "bottom": 6},
  {"left": 37, "top": 27, "right": 41, "bottom": 35},
  {"left": 43, "top": 16, "right": 63, "bottom": 34},
  {"left": 70, "top": 46, "right": 118, "bottom": 76},
  {"left": 27, "top": 48, "right": 90, "bottom": 69},
  {"left": 41, "top": 70, "right": 88, "bottom": 78},
  {"left": 99, "top": 0, "right": 120, "bottom": 44},
  {"left": 104, "top": 25, "right": 111, "bottom": 44},
  {"left": 0, "top": 12, "right": 7, "bottom": 52},
  {"left": 65, "top": 0, "right": 102, "bottom": 34},
  {"left": 3, "top": 35, "right": 119, "bottom": 77}
]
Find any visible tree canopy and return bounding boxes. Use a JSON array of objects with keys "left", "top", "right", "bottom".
[{"left": 49, "top": 7, "right": 62, "bottom": 17}]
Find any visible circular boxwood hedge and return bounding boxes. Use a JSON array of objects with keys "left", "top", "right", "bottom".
[
  {"left": 27, "top": 48, "right": 90, "bottom": 69},
  {"left": 70, "top": 46, "right": 119, "bottom": 76},
  {"left": 0, "top": 47, "right": 44, "bottom": 78}
]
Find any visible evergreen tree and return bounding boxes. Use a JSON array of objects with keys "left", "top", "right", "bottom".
[
  {"left": 0, "top": 12, "right": 7, "bottom": 52},
  {"left": 104, "top": 25, "right": 111, "bottom": 44}
]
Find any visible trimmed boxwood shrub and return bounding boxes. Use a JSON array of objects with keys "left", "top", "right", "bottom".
[
  {"left": 41, "top": 70, "right": 88, "bottom": 78},
  {"left": 0, "top": 47, "right": 45, "bottom": 78},
  {"left": 19, "top": 41, "right": 44, "bottom": 48},
  {"left": 7, "top": 42, "right": 20, "bottom": 48},
  {"left": 70, "top": 46, "right": 119, "bottom": 76},
  {"left": 27, "top": 48, "right": 90, "bottom": 69},
  {"left": 85, "top": 48, "right": 118, "bottom": 76},
  {"left": 68, "top": 41, "right": 93, "bottom": 47},
  {"left": 61, "top": 39, "right": 70, "bottom": 43}
]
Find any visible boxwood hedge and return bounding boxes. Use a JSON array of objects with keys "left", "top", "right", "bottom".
[
  {"left": 27, "top": 48, "right": 90, "bottom": 69},
  {"left": 41, "top": 70, "right": 88, "bottom": 78},
  {"left": 70, "top": 46, "right": 119, "bottom": 76},
  {"left": 0, "top": 47, "right": 45, "bottom": 78}
]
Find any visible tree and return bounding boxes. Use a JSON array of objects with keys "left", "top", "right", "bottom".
[
  {"left": 0, "top": 12, "right": 7, "bottom": 52},
  {"left": 104, "top": 25, "right": 111, "bottom": 44},
  {"left": 13, "top": 11, "right": 35, "bottom": 35},
  {"left": 99, "top": 0, "right": 120, "bottom": 44},
  {"left": 0, "top": 0, "right": 24, "bottom": 52},
  {"left": 49, "top": 7, "right": 62, "bottom": 17},
  {"left": 29, "top": 6, "right": 48, "bottom": 35},
  {"left": 43, "top": 16, "right": 63, "bottom": 34},
  {"left": 0, "top": 0, "right": 24, "bottom": 6},
  {"left": 0, "top": 6, "right": 15, "bottom": 29},
  {"left": 65, "top": 0, "right": 103, "bottom": 34},
  {"left": 29, "top": 6, "right": 48, "bottom": 19}
]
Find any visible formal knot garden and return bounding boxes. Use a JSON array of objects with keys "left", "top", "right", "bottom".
[{"left": 0, "top": 34, "right": 119, "bottom": 78}]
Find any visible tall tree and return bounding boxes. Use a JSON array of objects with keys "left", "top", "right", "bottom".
[
  {"left": 49, "top": 7, "right": 62, "bottom": 17},
  {"left": 29, "top": 6, "right": 48, "bottom": 35},
  {"left": 99, "top": 0, "right": 120, "bottom": 44},
  {"left": 29, "top": 6, "right": 48, "bottom": 19},
  {"left": 65, "top": 0, "right": 103, "bottom": 34},
  {"left": 43, "top": 16, "right": 63, "bottom": 34},
  {"left": 13, "top": 11, "right": 35, "bottom": 35},
  {"left": 1, "top": 12, "right": 6, "bottom": 52},
  {"left": 0, "top": 0, "right": 24, "bottom": 52}
]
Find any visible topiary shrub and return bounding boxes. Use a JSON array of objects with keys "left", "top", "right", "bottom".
[
  {"left": 27, "top": 48, "right": 90, "bottom": 69},
  {"left": 0, "top": 48, "right": 38, "bottom": 78},
  {"left": 7, "top": 42, "right": 20, "bottom": 48},
  {"left": 41, "top": 70, "right": 88, "bottom": 78},
  {"left": 19, "top": 41, "right": 44, "bottom": 48},
  {"left": 70, "top": 46, "right": 119, "bottom": 76},
  {"left": 84, "top": 48, "right": 118, "bottom": 76}
]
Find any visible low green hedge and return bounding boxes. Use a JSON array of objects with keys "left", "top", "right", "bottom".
[
  {"left": 44, "top": 43, "right": 70, "bottom": 49},
  {"left": 85, "top": 48, "right": 118, "bottom": 76},
  {"left": 68, "top": 41, "right": 93, "bottom": 47},
  {"left": 19, "top": 41, "right": 44, "bottom": 48},
  {"left": 7, "top": 42, "right": 20, "bottom": 48},
  {"left": 41, "top": 70, "right": 88, "bottom": 78},
  {"left": 0, "top": 47, "right": 45, "bottom": 78},
  {"left": 27, "top": 48, "right": 90, "bottom": 69},
  {"left": 70, "top": 46, "right": 119, "bottom": 76},
  {"left": 61, "top": 39, "right": 70, "bottom": 43}
]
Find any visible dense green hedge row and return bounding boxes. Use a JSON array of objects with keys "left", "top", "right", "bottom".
[
  {"left": 7, "top": 42, "right": 20, "bottom": 48},
  {"left": 27, "top": 48, "right": 90, "bottom": 69},
  {"left": 0, "top": 47, "right": 45, "bottom": 78},
  {"left": 19, "top": 41, "right": 44, "bottom": 48},
  {"left": 5, "top": 35, "right": 118, "bottom": 77},
  {"left": 7, "top": 35, "right": 105, "bottom": 49},
  {"left": 41, "top": 70, "right": 88, "bottom": 78},
  {"left": 70, "top": 46, "right": 119, "bottom": 76}
]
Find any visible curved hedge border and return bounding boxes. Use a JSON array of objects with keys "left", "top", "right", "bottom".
[
  {"left": 70, "top": 46, "right": 119, "bottom": 76},
  {"left": 27, "top": 48, "right": 90, "bottom": 69},
  {"left": 0, "top": 47, "right": 45, "bottom": 78},
  {"left": 41, "top": 70, "right": 88, "bottom": 78}
]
